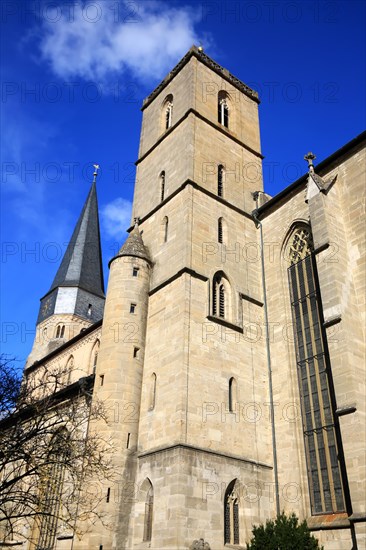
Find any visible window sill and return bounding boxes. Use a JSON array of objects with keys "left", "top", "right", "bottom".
[
  {"left": 206, "top": 315, "right": 243, "bottom": 334},
  {"left": 307, "top": 512, "right": 349, "bottom": 530}
]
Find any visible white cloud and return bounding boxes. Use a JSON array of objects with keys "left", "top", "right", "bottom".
[
  {"left": 101, "top": 197, "right": 132, "bottom": 239},
  {"left": 39, "top": 1, "right": 203, "bottom": 83}
]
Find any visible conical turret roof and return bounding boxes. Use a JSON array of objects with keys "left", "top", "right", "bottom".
[
  {"left": 112, "top": 224, "right": 151, "bottom": 264},
  {"left": 48, "top": 181, "right": 105, "bottom": 298}
]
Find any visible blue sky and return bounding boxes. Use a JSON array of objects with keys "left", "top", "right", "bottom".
[{"left": 1, "top": 0, "right": 365, "bottom": 362}]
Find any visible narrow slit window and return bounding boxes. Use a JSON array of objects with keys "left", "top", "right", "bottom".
[
  {"left": 132, "top": 267, "right": 139, "bottom": 277},
  {"left": 218, "top": 217, "right": 223, "bottom": 243},
  {"left": 133, "top": 347, "right": 140, "bottom": 359},
  {"left": 106, "top": 488, "right": 110, "bottom": 503},
  {"left": 99, "top": 374, "right": 104, "bottom": 386},
  {"left": 229, "top": 377, "right": 236, "bottom": 412},
  {"left": 160, "top": 171, "right": 165, "bottom": 202},
  {"left": 219, "top": 284, "right": 225, "bottom": 318},
  {"left": 130, "top": 303, "right": 136, "bottom": 314},
  {"left": 163, "top": 216, "right": 169, "bottom": 243},
  {"left": 218, "top": 165, "right": 224, "bottom": 197},
  {"left": 126, "top": 433, "right": 131, "bottom": 448},
  {"left": 165, "top": 102, "right": 173, "bottom": 129}
]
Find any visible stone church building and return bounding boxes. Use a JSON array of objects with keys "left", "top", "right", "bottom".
[{"left": 7, "top": 47, "right": 366, "bottom": 549}]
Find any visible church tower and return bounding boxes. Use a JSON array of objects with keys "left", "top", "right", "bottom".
[
  {"left": 90, "top": 46, "right": 273, "bottom": 550},
  {"left": 27, "top": 170, "right": 105, "bottom": 365}
]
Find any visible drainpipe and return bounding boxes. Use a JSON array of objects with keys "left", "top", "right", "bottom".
[{"left": 252, "top": 192, "right": 280, "bottom": 517}]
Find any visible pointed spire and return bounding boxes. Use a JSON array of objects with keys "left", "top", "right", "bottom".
[
  {"left": 48, "top": 176, "right": 105, "bottom": 298},
  {"left": 110, "top": 218, "right": 151, "bottom": 267}
]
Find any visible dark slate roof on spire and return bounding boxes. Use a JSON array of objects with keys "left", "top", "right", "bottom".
[
  {"left": 114, "top": 225, "right": 151, "bottom": 264},
  {"left": 48, "top": 182, "right": 105, "bottom": 298}
]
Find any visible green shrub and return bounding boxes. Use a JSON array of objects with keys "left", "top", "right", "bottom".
[{"left": 246, "top": 512, "right": 323, "bottom": 550}]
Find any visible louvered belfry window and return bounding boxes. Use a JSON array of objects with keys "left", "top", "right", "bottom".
[
  {"left": 288, "top": 227, "right": 345, "bottom": 514},
  {"left": 213, "top": 272, "right": 229, "bottom": 320},
  {"left": 218, "top": 218, "right": 223, "bottom": 243},
  {"left": 218, "top": 165, "right": 224, "bottom": 197},
  {"left": 219, "top": 284, "right": 225, "bottom": 318}
]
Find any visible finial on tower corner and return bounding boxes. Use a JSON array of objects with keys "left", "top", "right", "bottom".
[
  {"left": 304, "top": 152, "right": 316, "bottom": 173},
  {"left": 198, "top": 44, "right": 204, "bottom": 52},
  {"left": 93, "top": 163, "right": 100, "bottom": 184},
  {"left": 133, "top": 217, "right": 140, "bottom": 229}
]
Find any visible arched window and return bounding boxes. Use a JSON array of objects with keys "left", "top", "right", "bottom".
[
  {"left": 162, "top": 216, "right": 169, "bottom": 243},
  {"left": 143, "top": 479, "right": 154, "bottom": 542},
  {"left": 149, "top": 373, "right": 157, "bottom": 411},
  {"left": 224, "top": 479, "right": 239, "bottom": 545},
  {"left": 35, "top": 430, "right": 68, "bottom": 550},
  {"left": 66, "top": 355, "right": 74, "bottom": 385},
  {"left": 218, "top": 165, "right": 224, "bottom": 197},
  {"left": 163, "top": 94, "right": 173, "bottom": 130},
  {"left": 218, "top": 91, "right": 229, "bottom": 128},
  {"left": 218, "top": 217, "right": 224, "bottom": 244},
  {"left": 287, "top": 225, "right": 345, "bottom": 514},
  {"left": 90, "top": 339, "right": 100, "bottom": 374},
  {"left": 213, "top": 272, "right": 230, "bottom": 319},
  {"left": 228, "top": 377, "right": 237, "bottom": 412},
  {"left": 160, "top": 171, "right": 165, "bottom": 202},
  {"left": 55, "top": 324, "right": 65, "bottom": 339}
]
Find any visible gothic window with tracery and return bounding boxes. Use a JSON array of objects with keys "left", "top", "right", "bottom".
[
  {"left": 288, "top": 226, "right": 313, "bottom": 264},
  {"left": 224, "top": 480, "right": 239, "bottom": 545},
  {"left": 287, "top": 225, "right": 345, "bottom": 514},
  {"left": 143, "top": 481, "right": 153, "bottom": 542},
  {"left": 35, "top": 430, "right": 67, "bottom": 550},
  {"left": 213, "top": 272, "right": 229, "bottom": 319}
]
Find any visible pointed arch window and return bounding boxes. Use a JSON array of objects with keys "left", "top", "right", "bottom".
[
  {"left": 218, "top": 217, "right": 224, "bottom": 244},
  {"left": 163, "top": 94, "right": 173, "bottom": 130},
  {"left": 143, "top": 480, "right": 153, "bottom": 542},
  {"left": 218, "top": 165, "right": 224, "bottom": 197},
  {"left": 287, "top": 225, "right": 345, "bottom": 514},
  {"left": 149, "top": 373, "right": 157, "bottom": 411},
  {"left": 224, "top": 480, "right": 239, "bottom": 545},
  {"left": 91, "top": 339, "right": 100, "bottom": 374},
  {"left": 35, "top": 430, "right": 68, "bottom": 550},
  {"left": 212, "top": 272, "right": 230, "bottom": 319},
  {"left": 66, "top": 355, "right": 74, "bottom": 385},
  {"left": 160, "top": 171, "right": 165, "bottom": 202},
  {"left": 218, "top": 92, "right": 229, "bottom": 128}
]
